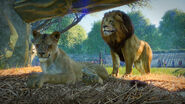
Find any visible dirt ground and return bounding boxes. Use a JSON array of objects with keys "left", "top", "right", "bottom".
[{"left": 0, "top": 66, "right": 185, "bottom": 104}]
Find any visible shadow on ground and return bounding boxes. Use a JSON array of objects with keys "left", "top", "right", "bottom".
[{"left": 0, "top": 72, "right": 184, "bottom": 104}]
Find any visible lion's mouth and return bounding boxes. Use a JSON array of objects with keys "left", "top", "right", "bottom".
[
  {"left": 102, "top": 25, "right": 115, "bottom": 36},
  {"left": 103, "top": 29, "right": 115, "bottom": 36},
  {"left": 38, "top": 54, "right": 50, "bottom": 62}
]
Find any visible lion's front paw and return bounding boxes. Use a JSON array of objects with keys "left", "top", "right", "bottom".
[
  {"left": 111, "top": 73, "right": 117, "bottom": 77},
  {"left": 122, "top": 74, "right": 132, "bottom": 78},
  {"left": 27, "top": 72, "right": 45, "bottom": 88},
  {"left": 111, "top": 73, "right": 121, "bottom": 78}
]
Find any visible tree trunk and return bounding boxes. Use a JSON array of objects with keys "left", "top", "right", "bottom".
[{"left": 0, "top": 0, "right": 31, "bottom": 69}]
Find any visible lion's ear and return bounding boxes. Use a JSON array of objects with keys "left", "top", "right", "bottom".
[
  {"left": 50, "top": 31, "right": 60, "bottom": 42},
  {"left": 32, "top": 30, "right": 40, "bottom": 38}
]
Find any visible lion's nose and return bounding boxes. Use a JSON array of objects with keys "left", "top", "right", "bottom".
[{"left": 103, "top": 25, "right": 108, "bottom": 28}]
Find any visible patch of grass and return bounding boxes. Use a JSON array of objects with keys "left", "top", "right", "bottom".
[
  {"left": 172, "top": 68, "right": 185, "bottom": 76},
  {"left": 106, "top": 67, "right": 185, "bottom": 76}
]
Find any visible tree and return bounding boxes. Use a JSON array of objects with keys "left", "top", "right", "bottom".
[
  {"left": 128, "top": 11, "right": 160, "bottom": 50},
  {"left": 159, "top": 9, "right": 185, "bottom": 50},
  {"left": 84, "top": 21, "right": 109, "bottom": 54},
  {"left": 32, "top": 13, "right": 86, "bottom": 34},
  {"left": 59, "top": 24, "right": 87, "bottom": 54},
  {"left": 144, "top": 25, "right": 161, "bottom": 50},
  {"left": 39, "top": 15, "right": 87, "bottom": 54}
]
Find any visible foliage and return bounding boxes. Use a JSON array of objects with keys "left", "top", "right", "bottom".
[
  {"left": 43, "top": 15, "right": 87, "bottom": 53},
  {"left": 127, "top": 0, "right": 151, "bottom": 9},
  {"left": 127, "top": 9, "right": 185, "bottom": 51},
  {"left": 83, "top": 21, "right": 110, "bottom": 54},
  {"left": 128, "top": 11, "right": 161, "bottom": 50},
  {"left": 159, "top": 9, "right": 185, "bottom": 50}
]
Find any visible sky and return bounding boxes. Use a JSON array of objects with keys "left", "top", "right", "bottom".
[{"left": 78, "top": 0, "right": 185, "bottom": 34}]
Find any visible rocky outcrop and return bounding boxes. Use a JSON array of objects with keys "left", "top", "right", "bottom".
[
  {"left": 0, "top": 0, "right": 31, "bottom": 69},
  {"left": 14, "top": 0, "right": 138, "bottom": 23}
]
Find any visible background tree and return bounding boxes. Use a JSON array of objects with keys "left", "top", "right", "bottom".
[
  {"left": 128, "top": 11, "right": 160, "bottom": 50},
  {"left": 83, "top": 21, "right": 110, "bottom": 54},
  {"left": 40, "top": 15, "right": 87, "bottom": 54},
  {"left": 159, "top": 9, "right": 185, "bottom": 50},
  {"left": 61, "top": 25, "right": 87, "bottom": 54}
]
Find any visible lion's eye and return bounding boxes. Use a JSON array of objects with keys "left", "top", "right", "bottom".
[
  {"left": 109, "top": 20, "right": 113, "bottom": 23},
  {"left": 48, "top": 45, "right": 52, "bottom": 48},
  {"left": 35, "top": 44, "right": 39, "bottom": 48}
]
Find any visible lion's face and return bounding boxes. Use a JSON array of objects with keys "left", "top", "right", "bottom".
[
  {"left": 102, "top": 11, "right": 123, "bottom": 36},
  {"left": 32, "top": 31, "right": 60, "bottom": 63}
]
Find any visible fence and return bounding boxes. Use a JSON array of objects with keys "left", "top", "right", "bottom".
[{"left": 32, "top": 52, "right": 185, "bottom": 68}]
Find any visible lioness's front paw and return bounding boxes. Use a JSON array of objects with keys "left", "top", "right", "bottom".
[
  {"left": 27, "top": 72, "right": 45, "bottom": 88},
  {"left": 122, "top": 74, "right": 132, "bottom": 78},
  {"left": 111, "top": 73, "right": 120, "bottom": 78}
]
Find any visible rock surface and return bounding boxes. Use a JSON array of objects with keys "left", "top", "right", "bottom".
[{"left": 0, "top": 0, "right": 31, "bottom": 69}]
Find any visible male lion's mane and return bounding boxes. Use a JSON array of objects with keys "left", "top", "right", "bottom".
[{"left": 101, "top": 10, "right": 134, "bottom": 61}]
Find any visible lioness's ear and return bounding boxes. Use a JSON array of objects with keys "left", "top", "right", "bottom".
[
  {"left": 32, "top": 30, "right": 40, "bottom": 38},
  {"left": 51, "top": 31, "right": 60, "bottom": 42}
]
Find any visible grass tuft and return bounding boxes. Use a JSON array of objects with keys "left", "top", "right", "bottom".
[{"left": 106, "top": 67, "right": 185, "bottom": 77}]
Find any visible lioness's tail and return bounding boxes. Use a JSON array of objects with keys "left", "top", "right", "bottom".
[{"left": 81, "top": 62, "right": 109, "bottom": 80}]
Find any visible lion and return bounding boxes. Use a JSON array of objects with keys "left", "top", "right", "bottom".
[
  {"left": 27, "top": 31, "right": 108, "bottom": 88},
  {"left": 101, "top": 10, "right": 152, "bottom": 76}
]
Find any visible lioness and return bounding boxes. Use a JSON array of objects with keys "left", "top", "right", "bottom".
[
  {"left": 101, "top": 10, "right": 152, "bottom": 76},
  {"left": 27, "top": 31, "right": 108, "bottom": 88}
]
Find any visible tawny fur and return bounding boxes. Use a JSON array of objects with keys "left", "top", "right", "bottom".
[
  {"left": 101, "top": 10, "right": 152, "bottom": 76},
  {"left": 27, "top": 31, "right": 108, "bottom": 88}
]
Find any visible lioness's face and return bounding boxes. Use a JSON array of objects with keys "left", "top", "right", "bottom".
[
  {"left": 102, "top": 12, "right": 123, "bottom": 36},
  {"left": 32, "top": 31, "right": 60, "bottom": 62}
]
